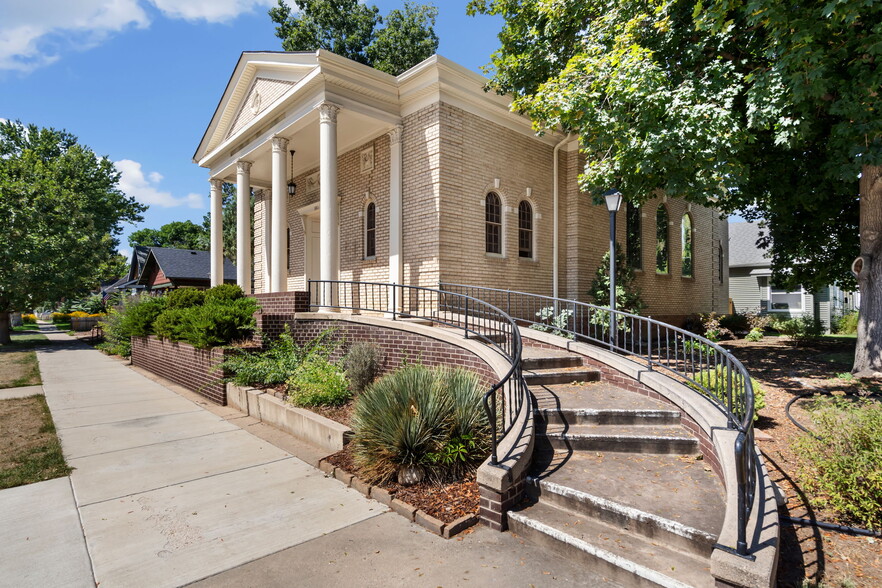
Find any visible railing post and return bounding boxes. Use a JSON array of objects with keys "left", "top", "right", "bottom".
[
  {"left": 392, "top": 285, "right": 397, "bottom": 320},
  {"left": 464, "top": 297, "right": 469, "bottom": 339}
]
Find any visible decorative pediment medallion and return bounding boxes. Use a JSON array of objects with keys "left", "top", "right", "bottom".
[{"left": 226, "top": 77, "right": 297, "bottom": 139}]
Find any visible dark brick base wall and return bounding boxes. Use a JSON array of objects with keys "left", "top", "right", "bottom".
[
  {"left": 479, "top": 476, "right": 526, "bottom": 531},
  {"left": 131, "top": 336, "right": 231, "bottom": 405},
  {"left": 252, "top": 292, "right": 310, "bottom": 344}
]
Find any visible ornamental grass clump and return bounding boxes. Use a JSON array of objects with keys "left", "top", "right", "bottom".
[
  {"left": 793, "top": 398, "right": 882, "bottom": 530},
  {"left": 343, "top": 342, "right": 382, "bottom": 394},
  {"left": 351, "top": 364, "right": 490, "bottom": 485}
]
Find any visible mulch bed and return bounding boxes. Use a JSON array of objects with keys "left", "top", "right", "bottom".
[
  {"left": 720, "top": 336, "right": 882, "bottom": 588},
  {"left": 324, "top": 444, "right": 480, "bottom": 524},
  {"left": 310, "top": 401, "right": 354, "bottom": 427}
]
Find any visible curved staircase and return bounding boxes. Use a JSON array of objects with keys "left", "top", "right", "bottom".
[{"left": 508, "top": 345, "right": 726, "bottom": 587}]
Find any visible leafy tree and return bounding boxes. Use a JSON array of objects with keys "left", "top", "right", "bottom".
[
  {"left": 0, "top": 120, "right": 145, "bottom": 343},
  {"left": 469, "top": 0, "right": 882, "bottom": 376},
  {"left": 129, "top": 220, "right": 207, "bottom": 250},
  {"left": 269, "top": 0, "right": 438, "bottom": 75}
]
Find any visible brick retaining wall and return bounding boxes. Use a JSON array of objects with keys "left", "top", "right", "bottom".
[
  {"left": 131, "top": 336, "right": 232, "bottom": 405},
  {"left": 252, "top": 291, "right": 311, "bottom": 343}
]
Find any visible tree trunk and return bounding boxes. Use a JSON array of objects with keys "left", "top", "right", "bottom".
[
  {"left": 853, "top": 164, "right": 882, "bottom": 377},
  {"left": 0, "top": 310, "right": 10, "bottom": 345}
]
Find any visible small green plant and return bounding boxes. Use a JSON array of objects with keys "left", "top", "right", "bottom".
[
  {"left": 690, "top": 366, "right": 766, "bottom": 420},
  {"left": 682, "top": 339, "right": 715, "bottom": 355},
  {"left": 286, "top": 357, "right": 350, "bottom": 407},
  {"left": 700, "top": 312, "right": 733, "bottom": 342},
  {"left": 351, "top": 365, "right": 489, "bottom": 485},
  {"left": 831, "top": 310, "right": 859, "bottom": 335},
  {"left": 588, "top": 249, "right": 646, "bottom": 315},
  {"left": 530, "top": 306, "right": 575, "bottom": 339},
  {"left": 745, "top": 328, "right": 764, "bottom": 342},
  {"left": 775, "top": 314, "right": 823, "bottom": 347},
  {"left": 793, "top": 398, "right": 882, "bottom": 530},
  {"left": 745, "top": 309, "right": 773, "bottom": 332},
  {"left": 344, "top": 342, "right": 382, "bottom": 394}
]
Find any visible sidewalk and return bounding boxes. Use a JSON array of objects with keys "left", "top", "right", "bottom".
[{"left": 0, "top": 327, "right": 618, "bottom": 587}]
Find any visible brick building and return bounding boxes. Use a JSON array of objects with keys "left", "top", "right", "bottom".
[{"left": 194, "top": 51, "right": 728, "bottom": 324}]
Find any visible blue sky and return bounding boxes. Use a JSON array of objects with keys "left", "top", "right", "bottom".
[{"left": 0, "top": 1, "right": 503, "bottom": 257}]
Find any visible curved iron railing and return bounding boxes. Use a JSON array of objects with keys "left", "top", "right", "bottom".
[
  {"left": 439, "top": 283, "right": 758, "bottom": 558},
  {"left": 307, "top": 280, "right": 530, "bottom": 466}
]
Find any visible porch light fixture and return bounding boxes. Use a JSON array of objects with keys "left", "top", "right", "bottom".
[
  {"left": 287, "top": 150, "right": 296, "bottom": 196},
  {"left": 602, "top": 189, "right": 623, "bottom": 349}
]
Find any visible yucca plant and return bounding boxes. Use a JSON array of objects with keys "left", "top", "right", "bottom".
[{"left": 351, "top": 364, "right": 489, "bottom": 485}]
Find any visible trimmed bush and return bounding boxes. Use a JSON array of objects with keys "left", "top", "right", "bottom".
[
  {"left": 204, "top": 283, "right": 244, "bottom": 303},
  {"left": 351, "top": 365, "right": 490, "bottom": 485},
  {"left": 152, "top": 308, "right": 190, "bottom": 341},
  {"left": 173, "top": 298, "right": 258, "bottom": 349},
  {"left": 794, "top": 398, "right": 882, "bottom": 530},
  {"left": 123, "top": 295, "right": 168, "bottom": 337},
  {"left": 164, "top": 288, "right": 205, "bottom": 309},
  {"left": 774, "top": 314, "right": 822, "bottom": 347},
  {"left": 344, "top": 342, "right": 382, "bottom": 394},
  {"left": 22, "top": 314, "right": 37, "bottom": 325}
]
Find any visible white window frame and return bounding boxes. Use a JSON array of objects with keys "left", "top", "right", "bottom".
[
  {"left": 363, "top": 200, "right": 377, "bottom": 260},
  {"left": 769, "top": 284, "right": 805, "bottom": 312},
  {"left": 485, "top": 191, "right": 506, "bottom": 258}
]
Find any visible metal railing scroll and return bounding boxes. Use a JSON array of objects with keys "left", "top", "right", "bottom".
[{"left": 439, "top": 282, "right": 758, "bottom": 558}]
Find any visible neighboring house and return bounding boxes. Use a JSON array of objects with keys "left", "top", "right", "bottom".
[
  {"left": 101, "top": 246, "right": 151, "bottom": 300},
  {"left": 194, "top": 51, "right": 730, "bottom": 325},
  {"left": 728, "top": 222, "right": 855, "bottom": 331},
  {"left": 136, "top": 248, "right": 237, "bottom": 291}
]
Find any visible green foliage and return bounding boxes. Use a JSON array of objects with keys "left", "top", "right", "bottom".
[
  {"left": 286, "top": 357, "right": 350, "bottom": 407},
  {"left": 793, "top": 398, "right": 882, "bottom": 530},
  {"left": 204, "top": 283, "right": 245, "bottom": 303},
  {"left": 682, "top": 339, "right": 714, "bottom": 356},
  {"left": 344, "top": 342, "right": 382, "bottom": 394},
  {"left": 701, "top": 312, "right": 733, "bottom": 342},
  {"left": 774, "top": 315, "right": 823, "bottom": 347},
  {"left": 745, "top": 328, "right": 764, "bottom": 342},
  {"left": 164, "top": 288, "right": 206, "bottom": 309},
  {"left": 0, "top": 120, "right": 145, "bottom": 341},
  {"left": 529, "top": 306, "right": 574, "bottom": 339},
  {"left": 269, "top": 0, "right": 439, "bottom": 75},
  {"left": 832, "top": 310, "right": 859, "bottom": 336},
  {"left": 128, "top": 220, "right": 207, "bottom": 250},
  {"left": 96, "top": 298, "right": 136, "bottom": 357},
  {"left": 719, "top": 313, "right": 749, "bottom": 334},
  {"left": 171, "top": 298, "right": 258, "bottom": 349},
  {"left": 222, "top": 329, "right": 341, "bottom": 388},
  {"left": 691, "top": 366, "right": 766, "bottom": 421},
  {"left": 351, "top": 365, "right": 490, "bottom": 484},
  {"left": 151, "top": 308, "right": 190, "bottom": 342},
  {"left": 122, "top": 296, "right": 167, "bottom": 337},
  {"left": 588, "top": 249, "right": 645, "bottom": 315}
]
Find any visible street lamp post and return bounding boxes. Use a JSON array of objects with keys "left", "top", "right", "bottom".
[{"left": 603, "top": 190, "right": 623, "bottom": 349}]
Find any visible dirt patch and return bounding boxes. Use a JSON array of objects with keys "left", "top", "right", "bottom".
[
  {"left": 309, "top": 401, "right": 354, "bottom": 427},
  {"left": 325, "top": 445, "right": 480, "bottom": 524},
  {"left": 720, "top": 336, "right": 882, "bottom": 587},
  {"left": 0, "top": 395, "right": 71, "bottom": 489},
  {"left": 0, "top": 349, "right": 41, "bottom": 389}
]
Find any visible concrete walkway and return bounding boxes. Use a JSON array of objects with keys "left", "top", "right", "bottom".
[{"left": 0, "top": 327, "right": 620, "bottom": 587}]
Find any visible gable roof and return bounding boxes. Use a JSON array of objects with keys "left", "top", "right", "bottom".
[
  {"left": 139, "top": 248, "right": 237, "bottom": 285},
  {"left": 126, "top": 245, "right": 151, "bottom": 282},
  {"left": 729, "top": 222, "right": 771, "bottom": 268}
]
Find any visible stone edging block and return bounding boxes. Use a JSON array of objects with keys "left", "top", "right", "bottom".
[{"left": 443, "top": 514, "right": 479, "bottom": 539}]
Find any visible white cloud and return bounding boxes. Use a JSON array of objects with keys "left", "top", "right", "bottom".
[
  {"left": 0, "top": 0, "right": 275, "bottom": 73},
  {"left": 116, "top": 159, "right": 204, "bottom": 209}
]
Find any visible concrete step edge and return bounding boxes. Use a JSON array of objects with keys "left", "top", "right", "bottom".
[
  {"left": 528, "top": 477, "right": 717, "bottom": 548},
  {"left": 535, "top": 408, "right": 681, "bottom": 419},
  {"left": 540, "top": 432, "right": 698, "bottom": 443},
  {"left": 507, "top": 511, "right": 694, "bottom": 588}
]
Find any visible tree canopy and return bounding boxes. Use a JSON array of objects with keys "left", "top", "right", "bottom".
[
  {"left": 269, "top": 0, "right": 439, "bottom": 75},
  {"left": 469, "top": 0, "right": 882, "bottom": 374},
  {"left": 0, "top": 120, "right": 145, "bottom": 342},
  {"left": 129, "top": 220, "right": 208, "bottom": 251}
]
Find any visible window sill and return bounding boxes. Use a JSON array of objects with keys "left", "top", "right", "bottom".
[
  {"left": 518, "top": 255, "right": 537, "bottom": 262},
  {"left": 485, "top": 252, "right": 506, "bottom": 259},
  {"left": 363, "top": 256, "right": 377, "bottom": 262}
]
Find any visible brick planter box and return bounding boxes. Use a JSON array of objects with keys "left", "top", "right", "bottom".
[{"left": 131, "top": 336, "right": 233, "bottom": 405}]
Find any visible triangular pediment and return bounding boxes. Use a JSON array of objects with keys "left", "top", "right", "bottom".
[{"left": 225, "top": 77, "right": 297, "bottom": 140}]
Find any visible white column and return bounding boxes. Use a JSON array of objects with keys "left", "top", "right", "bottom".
[
  {"left": 270, "top": 136, "right": 289, "bottom": 293},
  {"left": 209, "top": 178, "right": 223, "bottom": 287},
  {"left": 236, "top": 161, "right": 252, "bottom": 294},
  {"left": 387, "top": 125, "right": 403, "bottom": 315},
  {"left": 262, "top": 190, "right": 272, "bottom": 293},
  {"left": 318, "top": 103, "right": 340, "bottom": 308}
]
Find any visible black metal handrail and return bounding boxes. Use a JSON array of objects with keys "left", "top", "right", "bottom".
[
  {"left": 439, "top": 282, "right": 758, "bottom": 558},
  {"left": 307, "top": 280, "right": 530, "bottom": 466}
]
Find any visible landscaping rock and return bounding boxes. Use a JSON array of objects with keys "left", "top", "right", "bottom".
[{"left": 443, "top": 514, "right": 479, "bottom": 539}]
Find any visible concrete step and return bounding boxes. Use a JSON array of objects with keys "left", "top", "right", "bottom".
[
  {"left": 521, "top": 347, "right": 584, "bottom": 371},
  {"left": 532, "top": 381, "right": 674, "bottom": 413},
  {"left": 537, "top": 407, "right": 682, "bottom": 426},
  {"left": 525, "top": 477, "right": 717, "bottom": 557},
  {"left": 537, "top": 423, "right": 700, "bottom": 455},
  {"left": 508, "top": 501, "right": 714, "bottom": 588},
  {"left": 524, "top": 367, "right": 601, "bottom": 386}
]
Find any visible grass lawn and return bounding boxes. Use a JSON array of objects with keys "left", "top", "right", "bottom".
[{"left": 0, "top": 395, "right": 71, "bottom": 489}]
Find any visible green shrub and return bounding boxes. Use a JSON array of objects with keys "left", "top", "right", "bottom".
[
  {"left": 222, "top": 328, "right": 341, "bottom": 388},
  {"left": 164, "top": 288, "right": 205, "bottom": 309},
  {"left": 691, "top": 366, "right": 766, "bottom": 420},
  {"left": 775, "top": 314, "right": 822, "bottom": 347},
  {"left": 96, "top": 294, "right": 158, "bottom": 357},
  {"left": 700, "top": 312, "right": 733, "bottom": 342},
  {"left": 832, "top": 310, "right": 859, "bottom": 335},
  {"left": 344, "top": 342, "right": 382, "bottom": 393},
  {"left": 719, "top": 312, "right": 749, "bottom": 333},
  {"left": 682, "top": 339, "right": 715, "bottom": 355},
  {"left": 175, "top": 298, "right": 258, "bottom": 349},
  {"left": 286, "top": 357, "right": 350, "bottom": 407},
  {"left": 122, "top": 295, "right": 167, "bottom": 337},
  {"left": 793, "top": 398, "right": 882, "bottom": 530},
  {"left": 204, "top": 283, "right": 244, "bottom": 303},
  {"left": 21, "top": 314, "right": 37, "bottom": 325},
  {"left": 152, "top": 308, "right": 190, "bottom": 341},
  {"left": 351, "top": 365, "right": 490, "bottom": 485},
  {"left": 745, "top": 328, "right": 764, "bottom": 342}
]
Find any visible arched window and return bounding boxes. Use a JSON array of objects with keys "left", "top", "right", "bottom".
[
  {"left": 681, "top": 213, "right": 693, "bottom": 277},
  {"left": 485, "top": 192, "right": 502, "bottom": 254},
  {"left": 518, "top": 201, "right": 533, "bottom": 258},
  {"left": 626, "top": 202, "right": 642, "bottom": 269},
  {"left": 364, "top": 202, "right": 376, "bottom": 259},
  {"left": 656, "top": 204, "right": 669, "bottom": 274}
]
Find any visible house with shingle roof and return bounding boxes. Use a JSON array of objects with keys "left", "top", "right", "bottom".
[
  {"left": 728, "top": 222, "right": 855, "bottom": 330},
  {"left": 137, "top": 248, "right": 237, "bottom": 291}
]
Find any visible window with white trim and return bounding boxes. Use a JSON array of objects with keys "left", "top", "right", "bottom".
[
  {"left": 518, "top": 200, "right": 533, "bottom": 258},
  {"left": 364, "top": 201, "right": 376, "bottom": 259},
  {"left": 485, "top": 192, "right": 502, "bottom": 254},
  {"left": 770, "top": 284, "right": 804, "bottom": 311}
]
